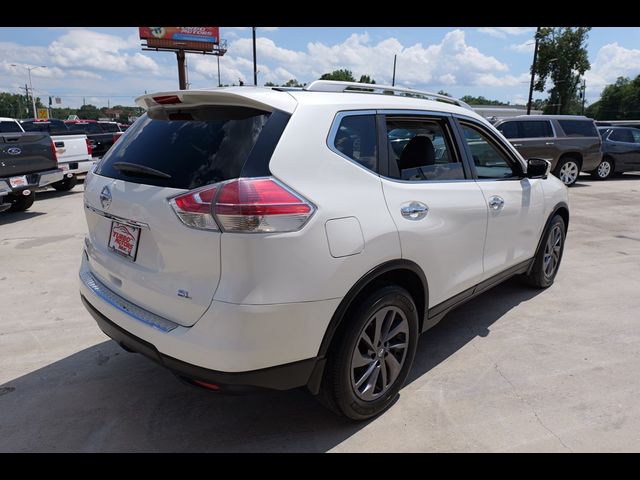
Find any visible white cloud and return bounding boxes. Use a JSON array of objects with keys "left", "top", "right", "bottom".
[
  {"left": 472, "top": 73, "right": 530, "bottom": 87},
  {"left": 260, "top": 27, "right": 279, "bottom": 32},
  {"left": 478, "top": 27, "right": 535, "bottom": 38},
  {"left": 191, "top": 29, "right": 513, "bottom": 89},
  {"left": 586, "top": 42, "right": 640, "bottom": 97},
  {"left": 509, "top": 41, "right": 535, "bottom": 54}
]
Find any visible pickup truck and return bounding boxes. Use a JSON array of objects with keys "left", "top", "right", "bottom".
[
  {"left": 19, "top": 118, "right": 95, "bottom": 190},
  {"left": 64, "top": 119, "right": 121, "bottom": 158},
  {"left": 0, "top": 118, "right": 63, "bottom": 212}
]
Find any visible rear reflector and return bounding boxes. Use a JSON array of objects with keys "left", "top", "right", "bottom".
[
  {"left": 169, "top": 177, "right": 314, "bottom": 233},
  {"left": 153, "top": 95, "right": 182, "bottom": 105}
]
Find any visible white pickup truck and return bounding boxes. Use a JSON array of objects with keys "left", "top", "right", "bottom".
[{"left": 17, "top": 118, "right": 95, "bottom": 191}]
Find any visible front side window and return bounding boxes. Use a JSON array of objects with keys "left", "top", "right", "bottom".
[
  {"left": 460, "top": 123, "right": 520, "bottom": 179},
  {"left": 385, "top": 117, "right": 464, "bottom": 181},
  {"left": 497, "top": 121, "right": 518, "bottom": 139},
  {"left": 333, "top": 114, "right": 377, "bottom": 172},
  {"left": 610, "top": 128, "right": 634, "bottom": 143}
]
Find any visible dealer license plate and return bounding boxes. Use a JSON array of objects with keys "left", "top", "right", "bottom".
[
  {"left": 9, "top": 175, "right": 27, "bottom": 188},
  {"left": 108, "top": 221, "right": 141, "bottom": 261}
]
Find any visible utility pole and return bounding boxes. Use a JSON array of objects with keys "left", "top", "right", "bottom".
[
  {"left": 252, "top": 27, "right": 257, "bottom": 86},
  {"left": 392, "top": 54, "right": 397, "bottom": 86},
  {"left": 527, "top": 27, "right": 541, "bottom": 115},
  {"left": 176, "top": 50, "right": 187, "bottom": 90},
  {"left": 217, "top": 55, "right": 222, "bottom": 87}
]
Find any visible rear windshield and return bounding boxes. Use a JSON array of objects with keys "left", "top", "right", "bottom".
[
  {"left": 21, "top": 119, "right": 69, "bottom": 134},
  {"left": 558, "top": 120, "right": 598, "bottom": 137},
  {"left": 66, "top": 122, "right": 104, "bottom": 134},
  {"left": 99, "top": 122, "right": 120, "bottom": 133},
  {"left": 96, "top": 106, "right": 286, "bottom": 189},
  {"left": 0, "top": 121, "right": 22, "bottom": 133}
]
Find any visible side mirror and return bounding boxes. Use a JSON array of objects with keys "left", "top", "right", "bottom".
[{"left": 526, "top": 158, "right": 551, "bottom": 179}]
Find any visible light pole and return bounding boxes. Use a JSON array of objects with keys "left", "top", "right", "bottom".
[
  {"left": 252, "top": 27, "right": 258, "bottom": 86},
  {"left": 11, "top": 64, "right": 47, "bottom": 118},
  {"left": 527, "top": 27, "right": 541, "bottom": 115}
]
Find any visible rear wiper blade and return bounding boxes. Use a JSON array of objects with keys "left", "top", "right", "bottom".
[{"left": 112, "top": 162, "right": 172, "bottom": 179}]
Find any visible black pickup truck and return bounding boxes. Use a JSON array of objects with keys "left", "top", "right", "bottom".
[
  {"left": 0, "top": 130, "right": 63, "bottom": 212},
  {"left": 21, "top": 118, "right": 121, "bottom": 158}
]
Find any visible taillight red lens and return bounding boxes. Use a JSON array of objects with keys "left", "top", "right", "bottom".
[
  {"left": 85, "top": 138, "right": 93, "bottom": 156},
  {"left": 214, "top": 178, "right": 314, "bottom": 233},
  {"left": 169, "top": 184, "right": 219, "bottom": 230},
  {"left": 169, "top": 177, "right": 315, "bottom": 233},
  {"left": 51, "top": 140, "right": 58, "bottom": 164}
]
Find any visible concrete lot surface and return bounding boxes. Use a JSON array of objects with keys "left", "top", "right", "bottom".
[{"left": 1, "top": 175, "right": 640, "bottom": 452}]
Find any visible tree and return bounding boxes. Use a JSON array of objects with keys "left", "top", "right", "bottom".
[
  {"left": 460, "top": 95, "right": 509, "bottom": 106},
  {"left": 437, "top": 90, "right": 450, "bottom": 97},
  {"left": 358, "top": 75, "right": 375, "bottom": 84},
  {"left": 585, "top": 75, "right": 640, "bottom": 120},
  {"left": 77, "top": 104, "right": 101, "bottom": 120},
  {"left": 320, "top": 69, "right": 356, "bottom": 82},
  {"left": 533, "top": 27, "right": 591, "bottom": 115}
]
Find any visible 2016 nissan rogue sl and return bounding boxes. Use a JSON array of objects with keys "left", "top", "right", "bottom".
[{"left": 79, "top": 81, "right": 569, "bottom": 420}]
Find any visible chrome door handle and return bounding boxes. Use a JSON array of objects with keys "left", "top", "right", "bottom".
[
  {"left": 401, "top": 201, "right": 429, "bottom": 220},
  {"left": 512, "top": 143, "right": 523, "bottom": 147},
  {"left": 545, "top": 142, "right": 555, "bottom": 145},
  {"left": 488, "top": 196, "right": 505, "bottom": 211}
]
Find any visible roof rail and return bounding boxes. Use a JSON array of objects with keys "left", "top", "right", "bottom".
[{"left": 303, "top": 80, "right": 472, "bottom": 110}]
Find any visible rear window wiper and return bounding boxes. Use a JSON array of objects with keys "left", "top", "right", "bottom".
[{"left": 112, "top": 162, "right": 172, "bottom": 179}]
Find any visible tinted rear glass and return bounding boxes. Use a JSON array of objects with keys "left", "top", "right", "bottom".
[
  {"left": 21, "top": 119, "right": 69, "bottom": 134},
  {"left": 99, "top": 122, "right": 119, "bottom": 133},
  {"left": 558, "top": 120, "right": 598, "bottom": 137},
  {"left": 66, "top": 122, "right": 104, "bottom": 134},
  {"left": 0, "top": 121, "right": 22, "bottom": 133},
  {"left": 520, "top": 120, "right": 554, "bottom": 138},
  {"left": 96, "top": 107, "right": 277, "bottom": 189}
]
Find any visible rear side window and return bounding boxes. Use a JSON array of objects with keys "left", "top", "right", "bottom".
[
  {"left": 0, "top": 121, "right": 22, "bottom": 133},
  {"left": 520, "top": 121, "right": 554, "bottom": 138},
  {"left": 558, "top": 120, "right": 598, "bottom": 137},
  {"left": 96, "top": 107, "right": 284, "bottom": 189},
  {"left": 333, "top": 114, "right": 377, "bottom": 172}
]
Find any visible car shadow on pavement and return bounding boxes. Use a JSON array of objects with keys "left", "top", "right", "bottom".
[
  {"left": 406, "top": 278, "right": 544, "bottom": 385},
  {"left": 0, "top": 210, "right": 46, "bottom": 225},
  {"left": 36, "top": 188, "right": 83, "bottom": 200},
  {"left": 0, "top": 278, "right": 543, "bottom": 452}
]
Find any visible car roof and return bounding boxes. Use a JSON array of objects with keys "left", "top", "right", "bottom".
[
  {"left": 498, "top": 115, "right": 593, "bottom": 121},
  {"left": 0, "top": 117, "right": 19, "bottom": 122},
  {"left": 136, "top": 84, "right": 488, "bottom": 125}
]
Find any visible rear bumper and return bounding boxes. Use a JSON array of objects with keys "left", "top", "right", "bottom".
[
  {"left": 59, "top": 159, "right": 95, "bottom": 176},
  {"left": 81, "top": 295, "right": 318, "bottom": 391},
  {"left": 0, "top": 168, "right": 64, "bottom": 194},
  {"left": 78, "top": 253, "right": 339, "bottom": 390}
]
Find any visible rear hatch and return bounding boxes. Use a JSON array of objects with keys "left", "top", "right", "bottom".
[
  {"left": 0, "top": 133, "right": 56, "bottom": 177},
  {"left": 84, "top": 91, "right": 295, "bottom": 327},
  {"left": 52, "top": 134, "right": 90, "bottom": 164}
]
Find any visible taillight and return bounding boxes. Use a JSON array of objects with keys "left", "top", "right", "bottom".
[
  {"left": 153, "top": 95, "right": 182, "bottom": 105},
  {"left": 85, "top": 138, "right": 93, "bottom": 156},
  {"left": 51, "top": 140, "right": 58, "bottom": 164},
  {"left": 169, "top": 177, "right": 315, "bottom": 233},
  {"left": 169, "top": 184, "right": 219, "bottom": 231},
  {"left": 215, "top": 178, "right": 313, "bottom": 233},
  {"left": 113, "top": 134, "right": 119, "bottom": 144}
]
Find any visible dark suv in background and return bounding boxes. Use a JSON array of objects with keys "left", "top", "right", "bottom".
[{"left": 494, "top": 115, "right": 602, "bottom": 186}]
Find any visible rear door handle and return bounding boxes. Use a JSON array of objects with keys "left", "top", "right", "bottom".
[
  {"left": 54, "top": 141, "right": 65, "bottom": 148},
  {"left": 512, "top": 143, "right": 523, "bottom": 147},
  {"left": 545, "top": 142, "right": 555, "bottom": 145},
  {"left": 401, "top": 201, "right": 429, "bottom": 220},
  {"left": 488, "top": 196, "right": 505, "bottom": 211}
]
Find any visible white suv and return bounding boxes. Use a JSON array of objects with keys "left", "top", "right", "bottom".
[{"left": 79, "top": 81, "right": 569, "bottom": 419}]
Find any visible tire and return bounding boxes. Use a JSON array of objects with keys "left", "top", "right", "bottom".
[
  {"left": 554, "top": 157, "right": 581, "bottom": 186},
  {"left": 318, "top": 285, "right": 419, "bottom": 420},
  {"left": 52, "top": 175, "right": 78, "bottom": 191},
  {"left": 523, "top": 215, "right": 566, "bottom": 288},
  {"left": 7, "top": 191, "right": 35, "bottom": 212},
  {"left": 590, "top": 157, "right": 614, "bottom": 180}
]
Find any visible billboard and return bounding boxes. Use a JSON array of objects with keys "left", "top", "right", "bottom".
[{"left": 139, "top": 27, "right": 219, "bottom": 45}]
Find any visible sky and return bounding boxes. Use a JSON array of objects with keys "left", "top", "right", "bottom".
[{"left": 1, "top": 26, "right": 640, "bottom": 110}]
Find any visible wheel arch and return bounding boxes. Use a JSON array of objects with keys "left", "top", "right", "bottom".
[
  {"left": 306, "top": 259, "right": 428, "bottom": 395},
  {"left": 557, "top": 152, "right": 583, "bottom": 170}
]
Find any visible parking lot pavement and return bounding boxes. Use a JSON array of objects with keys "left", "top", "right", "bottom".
[{"left": 1, "top": 174, "right": 640, "bottom": 452}]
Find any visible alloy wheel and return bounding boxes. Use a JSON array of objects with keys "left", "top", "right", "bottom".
[
  {"left": 597, "top": 160, "right": 611, "bottom": 179},
  {"left": 543, "top": 224, "right": 563, "bottom": 278},
  {"left": 559, "top": 161, "right": 579, "bottom": 185},
  {"left": 350, "top": 306, "right": 409, "bottom": 401}
]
